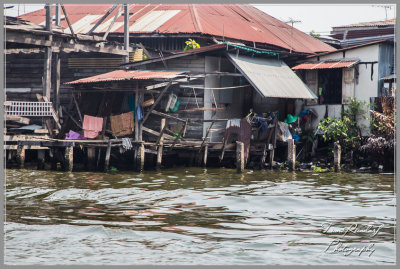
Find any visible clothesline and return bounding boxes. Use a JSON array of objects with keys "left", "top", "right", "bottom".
[{"left": 180, "top": 84, "right": 251, "bottom": 90}]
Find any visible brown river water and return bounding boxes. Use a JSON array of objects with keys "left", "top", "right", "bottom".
[{"left": 4, "top": 168, "right": 396, "bottom": 265}]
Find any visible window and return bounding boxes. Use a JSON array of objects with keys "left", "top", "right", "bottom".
[{"left": 317, "top": 69, "right": 343, "bottom": 104}]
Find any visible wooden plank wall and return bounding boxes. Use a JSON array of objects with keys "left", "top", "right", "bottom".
[
  {"left": 5, "top": 52, "right": 207, "bottom": 140},
  {"left": 5, "top": 52, "right": 122, "bottom": 125},
  {"left": 143, "top": 55, "right": 206, "bottom": 140}
]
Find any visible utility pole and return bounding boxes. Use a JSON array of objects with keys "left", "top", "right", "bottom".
[{"left": 284, "top": 17, "right": 301, "bottom": 54}]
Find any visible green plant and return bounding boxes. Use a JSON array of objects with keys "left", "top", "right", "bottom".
[
  {"left": 317, "top": 98, "right": 367, "bottom": 152},
  {"left": 311, "top": 165, "right": 322, "bottom": 172},
  {"left": 184, "top": 39, "right": 200, "bottom": 51},
  {"left": 309, "top": 30, "right": 320, "bottom": 37}
]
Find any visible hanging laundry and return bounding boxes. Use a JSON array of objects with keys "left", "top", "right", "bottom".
[
  {"left": 83, "top": 115, "right": 103, "bottom": 139},
  {"left": 65, "top": 130, "right": 86, "bottom": 140},
  {"left": 110, "top": 111, "right": 134, "bottom": 137},
  {"left": 170, "top": 98, "right": 180, "bottom": 113},
  {"left": 120, "top": 137, "right": 133, "bottom": 153},
  {"left": 276, "top": 121, "right": 292, "bottom": 142},
  {"left": 136, "top": 100, "right": 144, "bottom": 122}
]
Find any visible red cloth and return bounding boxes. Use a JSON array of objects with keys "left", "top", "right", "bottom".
[{"left": 83, "top": 115, "right": 103, "bottom": 139}]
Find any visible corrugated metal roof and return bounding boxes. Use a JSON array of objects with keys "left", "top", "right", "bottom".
[
  {"left": 19, "top": 4, "right": 335, "bottom": 54},
  {"left": 333, "top": 18, "right": 395, "bottom": 29},
  {"left": 65, "top": 70, "right": 186, "bottom": 85},
  {"left": 307, "top": 39, "right": 392, "bottom": 58},
  {"left": 292, "top": 60, "right": 359, "bottom": 70},
  {"left": 121, "top": 43, "right": 226, "bottom": 68},
  {"left": 227, "top": 53, "right": 317, "bottom": 99}
]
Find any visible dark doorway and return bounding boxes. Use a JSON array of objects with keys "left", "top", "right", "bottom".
[{"left": 318, "top": 69, "right": 342, "bottom": 104}]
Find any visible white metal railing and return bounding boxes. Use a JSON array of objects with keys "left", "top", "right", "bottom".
[{"left": 4, "top": 101, "right": 53, "bottom": 117}]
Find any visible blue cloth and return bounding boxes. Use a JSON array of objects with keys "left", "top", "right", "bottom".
[
  {"left": 299, "top": 109, "right": 309, "bottom": 118},
  {"left": 292, "top": 133, "right": 300, "bottom": 141},
  {"left": 136, "top": 97, "right": 144, "bottom": 122}
]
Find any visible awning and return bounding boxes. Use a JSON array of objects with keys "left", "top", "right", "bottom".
[
  {"left": 292, "top": 60, "right": 359, "bottom": 70},
  {"left": 65, "top": 70, "right": 186, "bottom": 85},
  {"left": 227, "top": 53, "right": 317, "bottom": 99},
  {"left": 381, "top": 74, "right": 396, "bottom": 80}
]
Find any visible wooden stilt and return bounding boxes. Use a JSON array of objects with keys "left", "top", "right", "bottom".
[
  {"left": 269, "top": 114, "right": 278, "bottom": 169},
  {"left": 87, "top": 147, "right": 96, "bottom": 171},
  {"left": 16, "top": 145, "right": 26, "bottom": 169},
  {"left": 51, "top": 148, "right": 57, "bottom": 170},
  {"left": 236, "top": 141, "right": 245, "bottom": 173},
  {"left": 156, "top": 118, "right": 166, "bottom": 170},
  {"left": 54, "top": 53, "right": 61, "bottom": 115},
  {"left": 64, "top": 146, "right": 73, "bottom": 172},
  {"left": 136, "top": 142, "right": 145, "bottom": 172},
  {"left": 37, "top": 149, "right": 45, "bottom": 170},
  {"left": 203, "top": 144, "right": 209, "bottom": 168},
  {"left": 334, "top": 141, "right": 341, "bottom": 172},
  {"left": 269, "top": 148, "right": 275, "bottom": 169},
  {"left": 260, "top": 144, "right": 267, "bottom": 168},
  {"left": 104, "top": 140, "right": 111, "bottom": 172},
  {"left": 7, "top": 150, "right": 11, "bottom": 161},
  {"left": 287, "top": 139, "right": 296, "bottom": 171}
]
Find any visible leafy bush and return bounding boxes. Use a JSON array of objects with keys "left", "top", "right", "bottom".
[
  {"left": 317, "top": 98, "right": 367, "bottom": 152},
  {"left": 184, "top": 39, "right": 200, "bottom": 51}
]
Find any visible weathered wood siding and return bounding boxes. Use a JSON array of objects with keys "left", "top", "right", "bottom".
[{"left": 142, "top": 55, "right": 206, "bottom": 140}]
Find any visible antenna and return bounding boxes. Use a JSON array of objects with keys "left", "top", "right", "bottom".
[
  {"left": 284, "top": 17, "right": 302, "bottom": 54},
  {"left": 285, "top": 17, "right": 302, "bottom": 28},
  {"left": 374, "top": 5, "right": 393, "bottom": 20}
]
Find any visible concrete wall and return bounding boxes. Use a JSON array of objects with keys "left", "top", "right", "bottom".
[{"left": 303, "top": 44, "right": 383, "bottom": 135}]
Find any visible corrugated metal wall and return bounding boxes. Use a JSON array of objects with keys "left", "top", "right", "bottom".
[{"left": 378, "top": 42, "right": 395, "bottom": 96}]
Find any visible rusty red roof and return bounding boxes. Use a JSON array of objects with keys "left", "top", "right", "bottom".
[
  {"left": 19, "top": 4, "right": 335, "bottom": 54},
  {"left": 65, "top": 70, "right": 185, "bottom": 85},
  {"left": 121, "top": 43, "right": 226, "bottom": 68},
  {"left": 292, "top": 60, "right": 359, "bottom": 70}
]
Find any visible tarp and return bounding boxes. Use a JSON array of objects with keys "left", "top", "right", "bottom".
[{"left": 227, "top": 53, "right": 317, "bottom": 99}]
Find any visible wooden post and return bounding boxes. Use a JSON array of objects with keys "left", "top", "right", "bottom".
[
  {"left": 51, "top": 148, "right": 57, "bottom": 170},
  {"left": 138, "top": 89, "right": 144, "bottom": 142},
  {"left": 43, "top": 4, "right": 52, "bottom": 100},
  {"left": 236, "top": 141, "right": 244, "bottom": 173},
  {"left": 203, "top": 144, "right": 209, "bottom": 168},
  {"left": 334, "top": 141, "right": 341, "bottom": 172},
  {"left": 156, "top": 118, "right": 166, "bottom": 170},
  {"left": 87, "top": 147, "right": 96, "bottom": 171},
  {"left": 64, "top": 146, "right": 73, "bottom": 172},
  {"left": 136, "top": 142, "right": 145, "bottom": 172},
  {"left": 55, "top": 4, "right": 61, "bottom": 26},
  {"left": 260, "top": 144, "right": 267, "bottom": 168},
  {"left": 287, "top": 138, "right": 296, "bottom": 171},
  {"left": 123, "top": 3, "right": 130, "bottom": 64},
  {"left": 104, "top": 140, "right": 111, "bottom": 172},
  {"left": 16, "top": 145, "right": 26, "bottom": 169},
  {"left": 269, "top": 114, "right": 278, "bottom": 169},
  {"left": 37, "top": 150, "right": 45, "bottom": 170},
  {"left": 53, "top": 53, "right": 61, "bottom": 115},
  {"left": 134, "top": 89, "right": 139, "bottom": 142}
]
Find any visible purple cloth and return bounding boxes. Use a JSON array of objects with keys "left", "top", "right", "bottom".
[{"left": 65, "top": 130, "right": 86, "bottom": 140}]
